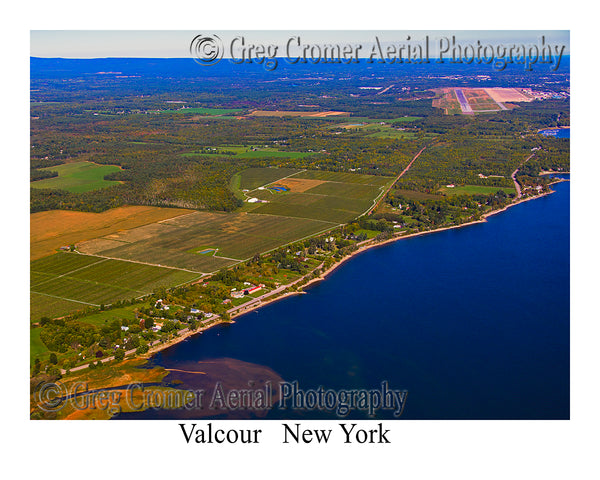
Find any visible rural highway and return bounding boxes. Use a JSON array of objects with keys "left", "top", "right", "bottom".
[
  {"left": 511, "top": 152, "right": 536, "bottom": 198},
  {"left": 225, "top": 262, "right": 325, "bottom": 316},
  {"left": 368, "top": 145, "right": 427, "bottom": 215}
]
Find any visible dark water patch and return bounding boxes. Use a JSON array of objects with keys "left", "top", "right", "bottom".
[{"left": 123, "top": 180, "right": 569, "bottom": 420}]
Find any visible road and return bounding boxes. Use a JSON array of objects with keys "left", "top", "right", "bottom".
[
  {"left": 61, "top": 264, "right": 324, "bottom": 374},
  {"left": 511, "top": 153, "right": 536, "bottom": 198},
  {"left": 225, "top": 262, "right": 324, "bottom": 315},
  {"left": 368, "top": 145, "right": 428, "bottom": 215},
  {"left": 377, "top": 84, "right": 395, "bottom": 95}
]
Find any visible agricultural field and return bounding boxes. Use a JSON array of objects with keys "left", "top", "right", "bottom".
[
  {"left": 77, "top": 210, "right": 334, "bottom": 265},
  {"left": 30, "top": 253, "right": 201, "bottom": 320},
  {"left": 234, "top": 167, "right": 302, "bottom": 190},
  {"left": 244, "top": 168, "right": 392, "bottom": 223},
  {"left": 293, "top": 170, "right": 391, "bottom": 186},
  {"left": 30, "top": 167, "right": 391, "bottom": 319},
  {"left": 439, "top": 185, "right": 517, "bottom": 196},
  {"left": 30, "top": 206, "right": 194, "bottom": 260},
  {"left": 30, "top": 161, "right": 122, "bottom": 193}
]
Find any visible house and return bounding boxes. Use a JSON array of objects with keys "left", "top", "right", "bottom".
[
  {"left": 190, "top": 308, "right": 201, "bottom": 314},
  {"left": 121, "top": 326, "right": 129, "bottom": 331},
  {"left": 245, "top": 284, "right": 264, "bottom": 295}
]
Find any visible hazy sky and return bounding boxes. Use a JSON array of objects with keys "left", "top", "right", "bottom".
[{"left": 31, "top": 30, "right": 570, "bottom": 58}]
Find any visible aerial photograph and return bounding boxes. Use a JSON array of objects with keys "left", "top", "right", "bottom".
[{"left": 29, "top": 30, "right": 570, "bottom": 423}]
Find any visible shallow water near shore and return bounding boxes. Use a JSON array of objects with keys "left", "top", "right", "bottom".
[{"left": 121, "top": 178, "right": 569, "bottom": 420}]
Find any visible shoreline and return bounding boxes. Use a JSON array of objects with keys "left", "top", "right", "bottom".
[
  {"left": 146, "top": 183, "right": 568, "bottom": 357},
  {"left": 64, "top": 180, "right": 568, "bottom": 371},
  {"left": 302, "top": 188, "right": 562, "bottom": 290}
]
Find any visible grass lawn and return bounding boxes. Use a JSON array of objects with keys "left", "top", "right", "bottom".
[
  {"left": 31, "top": 161, "right": 122, "bottom": 193},
  {"left": 30, "top": 327, "right": 49, "bottom": 364},
  {"left": 75, "top": 305, "right": 140, "bottom": 327},
  {"left": 354, "top": 229, "right": 380, "bottom": 239}
]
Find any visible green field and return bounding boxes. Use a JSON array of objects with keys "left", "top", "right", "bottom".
[
  {"left": 30, "top": 253, "right": 201, "bottom": 319},
  {"left": 74, "top": 305, "right": 139, "bottom": 327},
  {"left": 236, "top": 167, "right": 302, "bottom": 190},
  {"left": 31, "top": 167, "right": 389, "bottom": 319},
  {"left": 244, "top": 168, "right": 392, "bottom": 223},
  {"left": 30, "top": 328, "right": 49, "bottom": 363},
  {"left": 439, "top": 185, "right": 517, "bottom": 196},
  {"left": 30, "top": 161, "right": 122, "bottom": 193},
  {"left": 162, "top": 107, "right": 244, "bottom": 115},
  {"left": 293, "top": 170, "right": 391, "bottom": 186},
  {"left": 304, "top": 182, "right": 382, "bottom": 200}
]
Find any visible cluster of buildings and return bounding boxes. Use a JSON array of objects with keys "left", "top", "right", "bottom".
[
  {"left": 231, "top": 283, "right": 265, "bottom": 299},
  {"left": 521, "top": 88, "right": 569, "bottom": 100}
]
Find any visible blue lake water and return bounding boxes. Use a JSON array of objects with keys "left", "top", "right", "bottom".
[
  {"left": 122, "top": 178, "right": 569, "bottom": 420},
  {"left": 540, "top": 127, "right": 570, "bottom": 138}
]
